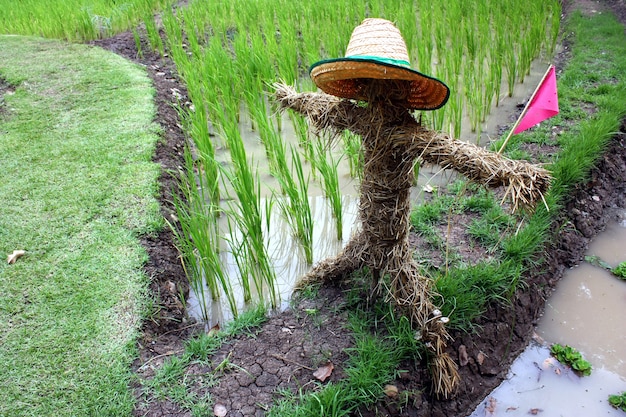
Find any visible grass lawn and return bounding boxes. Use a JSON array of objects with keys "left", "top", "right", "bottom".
[{"left": 0, "top": 36, "right": 162, "bottom": 416}]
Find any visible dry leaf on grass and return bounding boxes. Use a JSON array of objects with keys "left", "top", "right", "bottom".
[
  {"left": 207, "top": 323, "right": 220, "bottom": 337},
  {"left": 7, "top": 250, "right": 26, "bottom": 264},
  {"left": 313, "top": 362, "right": 334, "bottom": 382},
  {"left": 384, "top": 384, "right": 399, "bottom": 398}
]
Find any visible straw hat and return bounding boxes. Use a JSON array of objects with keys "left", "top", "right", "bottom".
[{"left": 310, "top": 18, "right": 449, "bottom": 110}]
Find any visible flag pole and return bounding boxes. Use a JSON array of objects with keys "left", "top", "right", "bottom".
[{"left": 498, "top": 64, "right": 554, "bottom": 154}]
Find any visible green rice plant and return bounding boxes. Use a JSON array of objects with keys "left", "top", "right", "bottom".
[
  {"left": 218, "top": 117, "right": 279, "bottom": 308},
  {"left": 434, "top": 260, "right": 521, "bottom": 332},
  {"left": 275, "top": 146, "right": 314, "bottom": 264},
  {"left": 446, "top": 92, "right": 464, "bottom": 139},
  {"left": 465, "top": 65, "right": 485, "bottom": 134},
  {"left": 314, "top": 136, "right": 344, "bottom": 241},
  {"left": 0, "top": 0, "right": 174, "bottom": 41},
  {"left": 341, "top": 130, "right": 363, "bottom": 180},
  {"left": 132, "top": 27, "right": 144, "bottom": 59},
  {"left": 247, "top": 89, "right": 284, "bottom": 176},
  {"left": 290, "top": 111, "right": 316, "bottom": 167},
  {"left": 143, "top": 13, "right": 164, "bottom": 56},
  {"left": 491, "top": 46, "right": 504, "bottom": 107},
  {"left": 547, "top": 2, "right": 562, "bottom": 56},
  {"left": 170, "top": 148, "right": 237, "bottom": 321},
  {"left": 504, "top": 39, "right": 518, "bottom": 98}
]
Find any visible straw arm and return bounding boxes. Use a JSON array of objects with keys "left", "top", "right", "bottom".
[
  {"left": 272, "top": 83, "right": 369, "bottom": 136},
  {"left": 395, "top": 127, "right": 551, "bottom": 211}
]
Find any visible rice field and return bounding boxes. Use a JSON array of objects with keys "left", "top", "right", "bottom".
[
  {"left": 153, "top": 0, "right": 561, "bottom": 322},
  {"left": 0, "top": 0, "right": 174, "bottom": 40}
]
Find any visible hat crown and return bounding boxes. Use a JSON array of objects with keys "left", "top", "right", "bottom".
[
  {"left": 308, "top": 17, "right": 450, "bottom": 110},
  {"left": 344, "top": 18, "right": 411, "bottom": 65}
]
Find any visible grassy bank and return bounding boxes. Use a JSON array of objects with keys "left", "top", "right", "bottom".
[{"left": 0, "top": 36, "right": 162, "bottom": 416}]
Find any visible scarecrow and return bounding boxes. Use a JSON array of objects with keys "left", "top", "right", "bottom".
[{"left": 273, "top": 18, "right": 551, "bottom": 398}]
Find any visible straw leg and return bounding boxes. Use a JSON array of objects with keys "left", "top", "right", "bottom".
[{"left": 295, "top": 232, "right": 366, "bottom": 288}]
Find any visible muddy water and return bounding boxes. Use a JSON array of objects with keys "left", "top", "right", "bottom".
[
  {"left": 470, "top": 211, "right": 626, "bottom": 416},
  {"left": 186, "top": 195, "right": 360, "bottom": 326}
]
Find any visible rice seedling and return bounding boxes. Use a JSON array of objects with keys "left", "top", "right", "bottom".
[
  {"left": 0, "top": 0, "right": 175, "bottom": 41},
  {"left": 170, "top": 147, "right": 237, "bottom": 321},
  {"left": 313, "top": 136, "right": 344, "bottom": 241},
  {"left": 290, "top": 112, "right": 316, "bottom": 167},
  {"left": 132, "top": 27, "right": 144, "bottom": 59},
  {"left": 274, "top": 146, "right": 314, "bottom": 264},
  {"left": 143, "top": 13, "right": 165, "bottom": 56},
  {"left": 215, "top": 103, "right": 279, "bottom": 308},
  {"left": 341, "top": 130, "right": 362, "bottom": 179}
]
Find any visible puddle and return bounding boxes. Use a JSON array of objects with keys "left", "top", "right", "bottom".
[
  {"left": 471, "top": 210, "right": 626, "bottom": 416},
  {"left": 471, "top": 342, "right": 626, "bottom": 417}
]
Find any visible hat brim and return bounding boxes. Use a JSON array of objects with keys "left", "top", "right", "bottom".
[{"left": 310, "top": 57, "right": 450, "bottom": 110}]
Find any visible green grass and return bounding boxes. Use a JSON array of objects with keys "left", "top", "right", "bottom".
[
  {"left": 267, "top": 301, "right": 423, "bottom": 417},
  {"left": 0, "top": 0, "right": 174, "bottom": 41},
  {"left": 0, "top": 36, "right": 162, "bottom": 416}
]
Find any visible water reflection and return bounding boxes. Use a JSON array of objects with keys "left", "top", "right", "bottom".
[
  {"left": 186, "top": 195, "right": 359, "bottom": 326},
  {"left": 471, "top": 342, "right": 626, "bottom": 417}
]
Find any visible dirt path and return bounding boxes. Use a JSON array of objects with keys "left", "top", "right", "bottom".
[{"left": 91, "top": 1, "right": 626, "bottom": 415}]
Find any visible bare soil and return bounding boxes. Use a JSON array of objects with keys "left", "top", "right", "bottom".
[{"left": 89, "top": 1, "right": 626, "bottom": 415}]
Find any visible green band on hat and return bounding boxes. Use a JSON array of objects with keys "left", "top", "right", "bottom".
[{"left": 345, "top": 55, "right": 411, "bottom": 68}]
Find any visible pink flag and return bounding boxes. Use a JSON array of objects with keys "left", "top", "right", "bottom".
[{"left": 514, "top": 65, "right": 559, "bottom": 134}]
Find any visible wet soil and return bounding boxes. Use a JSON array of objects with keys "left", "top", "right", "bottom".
[{"left": 89, "top": 1, "right": 626, "bottom": 415}]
